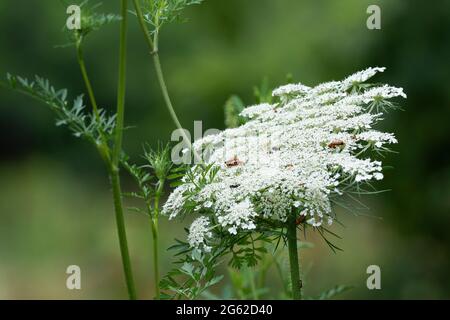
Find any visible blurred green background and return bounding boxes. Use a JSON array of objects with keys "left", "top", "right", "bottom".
[{"left": 0, "top": 0, "right": 449, "bottom": 299}]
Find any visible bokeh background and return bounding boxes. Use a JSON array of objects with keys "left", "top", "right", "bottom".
[{"left": 0, "top": 0, "right": 449, "bottom": 299}]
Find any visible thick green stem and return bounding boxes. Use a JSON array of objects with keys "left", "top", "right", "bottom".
[
  {"left": 109, "top": 0, "right": 137, "bottom": 300},
  {"left": 110, "top": 168, "right": 137, "bottom": 300},
  {"left": 287, "top": 215, "right": 303, "bottom": 300},
  {"left": 150, "top": 180, "right": 164, "bottom": 299},
  {"left": 150, "top": 219, "right": 159, "bottom": 299},
  {"left": 113, "top": 0, "right": 128, "bottom": 166}
]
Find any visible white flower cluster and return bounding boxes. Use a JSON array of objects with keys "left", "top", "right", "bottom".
[
  {"left": 187, "top": 216, "right": 212, "bottom": 252},
  {"left": 163, "top": 67, "right": 405, "bottom": 251}
]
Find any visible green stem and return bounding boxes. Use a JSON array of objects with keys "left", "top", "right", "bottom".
[
  {"left": 151, "top": 179, "right": 164, "bottom": 299},
  {"left": 132, "top": 0, "right": 155, "bottom": 52},
  {"left": 287, "top": 215, "right": 303, "bottom": 300},
  {"left": 153, "top": 53, "right": 202, "bottom": 164},
  {"left": 110, "top": 0, "right": 137, "bottom": 300},
  {"left": 110, "top": 167, "right": 137, "bottom": 300},
  {"left": 151, "top": 54, "right": 183, "bottom": 135},
  {"left": 150, "top": 218, "right": 160, "bottom": 299},
  {"left": 75, "top": 42, "right": 111, "bottom": 163},
  {"left": 76, "top": 42, "right": 100, "bottom": 120},
  {"left": 113, "top": 0, "right": 128, "bottom": 167},
  {"left": 131, "top": 0, "right": 202, "bottom": 164}
]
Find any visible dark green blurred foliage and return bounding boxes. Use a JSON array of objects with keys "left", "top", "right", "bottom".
[{"left": 0, "top": 0, "right": 449, "bottom": 299}]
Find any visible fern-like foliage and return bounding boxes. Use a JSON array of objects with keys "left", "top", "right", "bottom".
[
  {"left": 122, "top": 143, "right": 178, "bottom": 217},
  {"left": 137, "top": 0, "right": 204, "bottom": 35},
  {"left": 3, "top": 74, "right": 116, "bottom": 147},
  {"left": 315, "top": 285, "right": 354, "bottom": 300},
  {"left": 160, "top": 242, "right": 224, "bottom": 300},
  {"left": 60, "top": 1, "right": 121, "bottom": 47}
]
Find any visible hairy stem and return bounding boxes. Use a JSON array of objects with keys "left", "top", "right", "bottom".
[
  {"left": 287, "top": 215, "right": 303, "bottom": 300},
  {"left": 110, "top": 0, "right": 137, "bottom": 300}
]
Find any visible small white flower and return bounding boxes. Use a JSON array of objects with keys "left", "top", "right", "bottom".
[
  {"left": 327, "top": 217, "right": 333, "bottom": 226},
  {"left": 272, "top": 83, "right": 311, "bottom": 98},
  {"left": 373, "top": 172, "right": 384, "bottom": 180},
  {"left": 204, "top": 201, "right": 213, "bottom": 208},
  {"left": 307, "top": 217, "right": 322, "bottom": 227},
  {"left": 187, "top": 217, "right": 212, "bottom": 251}
]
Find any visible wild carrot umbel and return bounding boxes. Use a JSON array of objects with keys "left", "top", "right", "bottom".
[
  {"left": 0, "top": 1, "right": 408, "bottom": 301},
  {"left": 161, "top": 67, "right": 405, "bottom": 299}
]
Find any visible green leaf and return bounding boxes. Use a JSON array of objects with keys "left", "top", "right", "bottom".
[
  {"left": 205, "top": 275, "right": 224, "bottom": 288},
  {"left": 180, "top": 262, "right": 195, "bottom": 277},
  {"left": 2, "top": 74, "right": 116, "bottom": 145},
  {"left": 60, "top": 1, "right": 121, "bottom": 47},
  {"left": 143, "top": 142, "right": 173, "bottom": 181},
  {"left": 135, "top": 0, "right": 204, "bottom": 37},
  {"left": 317, "top": 285, "right": 354, "bottom": 300}
]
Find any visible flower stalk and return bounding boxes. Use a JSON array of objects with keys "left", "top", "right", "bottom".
[
  {"left": 75, "top": 42, "right": 111, "bottom": 163},
  {"left": 76, "top": 42, "right": 100, "bottom": 120},
  {"left": 73, "top": 0, "right": 136, "bottom": 299},
  {"left": 131, "top": 0, "right": 202, "bottom": 164},
  {"left": 287, "top": 214, "right": 303, "bottom": 300},
  {"left": 109, "top": 0, "right": 137, "bottom": 300},
  {"left": 150, "top": 178, "right": 165, "bottom": 299}
]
